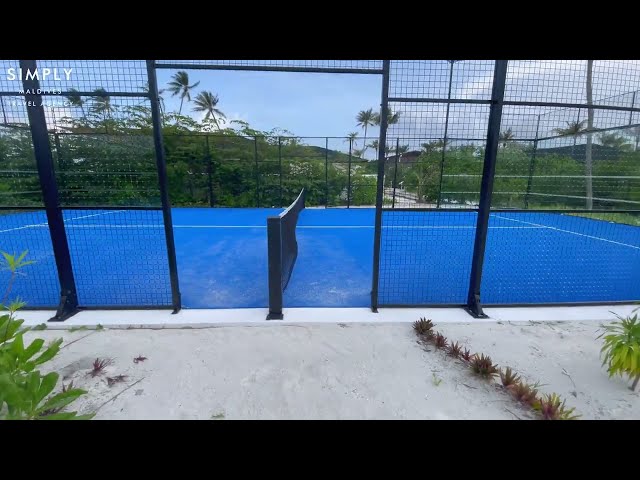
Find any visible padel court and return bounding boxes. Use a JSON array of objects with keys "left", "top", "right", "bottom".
[{"left": 2, "top": 205, "right": 639, "bottom": 309}]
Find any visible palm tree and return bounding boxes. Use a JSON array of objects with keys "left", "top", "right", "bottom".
[
  {"left": 499, "top": 128, "right": 514, "bottom": 148},
  {"left": 599, "top": 132, "right": 631, "bottom": 150},
  {"left": 373, "top": 108, "right": 401, "bottom": 126},
  {"left": 91, "top": 88, "right": 113, "bottom": 121},
  {"left": 66, "top": 88, "right": 86, "bottom": 120},
  {"left": 346, "top": 132, "right": 359, "bottom": 148},
  {"left": 356, "top": 109, "right": 376, "bottom": 155},
  {"left": 192, "top": 91, "right": 226, "bottom": 128},
  {"left": 585, "top": 60, "right": 594, "bottom": 210},
  {"left": 167, "top": 71, "right": 200, "bottom": 115},
  {"left": 554, "top": 119, "right": 587, "bottom": 157}
]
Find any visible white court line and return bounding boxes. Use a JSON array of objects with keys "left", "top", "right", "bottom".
[
  {"left": 65, "top": 210, "right": 126, "bottom": 223},
  {"left": 0, "top": 210, "right": 126, "bottom": 234},
  {"left": 492, "top": 214, "right": 640, "bottom": 251}
]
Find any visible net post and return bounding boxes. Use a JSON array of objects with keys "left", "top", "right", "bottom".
[
  {"left": 370, "top": 60, "right": 391, "bottom": 313},
  {"left": 465, "top": 60, "right": 508, "bottom": 319},
  {"left": 392, "top": 138, "right": 400, "bottom": 208},
  {"left": 278, "top": 137, "right": 283, "bottom": 207},
  {"left": 147, "top": 60, "right": 181, "bottom": 314},
  {"left": 254, "top": 135, "right": 260, "bottom": 207},
  {"left": 206, "top": 134, "right": 214, "bottom": 207},
  {"left": 347, "top": 137, "right": 352, "bottom": 208},
  {"left": 325, "top": 137, "right": 329, "bottom": 206},
  {"left": 266, "top": 216, "right": 284, "bottom": 320},
  {"left": 524, "top": 114, "right": 541, "bottom": 209},
  {"left": 53, "top": 130, "right": 65, "bottom": 198},
  {"left": 20, "top": 59, "right": 79, "bottom": 322}
]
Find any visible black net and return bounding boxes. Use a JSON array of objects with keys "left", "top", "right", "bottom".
[
  {"left": 279, "top": 189, "right": 306, "bottom": 290},
  {"left": 0, "top": 60, "right": 174, "bottom": 309},
  {"left": 483, "top": 61, "right": 640, "bottom": 305},
  {"left": 0, "top": 97, "right": 59, "bottom": 308}
]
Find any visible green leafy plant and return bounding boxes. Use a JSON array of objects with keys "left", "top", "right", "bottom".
[
  {"left": 469, "top": 354, "right": 499, "bottom": 379},
  {"left": 1, "top": 251, "right": 35, "bottom": 305},
  {"left": 597, "top": 309, "right": 640, "bottom": 391},
  {"left": 0, "top": 250, "right": 93, "bottom": 420},
  {"left": 534, "top": 393, "right": 580, "bottom": 420},
  {"left": 500, "top": 367, "right": 521, "bottom": 388},
  {"left": 68, "top": 326, "right": 89, "bottom": 333},
  {"left": 431, "top": 373, "right": 443, "bottom": 386},
  {"left": 434, "top": 333, "right": 448, "bottom": 350}
]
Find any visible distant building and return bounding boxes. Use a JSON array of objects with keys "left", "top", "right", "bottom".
[{"left": 385, "top": 150, "right": 422, "bottom": 164}]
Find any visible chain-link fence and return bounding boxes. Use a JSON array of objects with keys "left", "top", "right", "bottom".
[
  {"left": 2, "top": 59, "right": 639, "bottom": 319},
  {"left": 375, "top": 60, "right": 640, "bottom": 314}
]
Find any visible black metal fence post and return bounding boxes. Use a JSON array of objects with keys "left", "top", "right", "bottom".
[
  {"left": 278, "top": 136, "right": 283, "bottom": 207},
  {"left": 20, "top": 59, "right": 79, "bottom": 321},
  {"left": 437, "top": 60, "right": 455, "bottom": 209},
  {"left": 325, "top": 137, "right": 329, "bottom": 207},
  {"left": 392, "top": 138, "right": 400, "bottom": 208},
  {"left": 466, "top": 60, "right": 508, "bottom": 318},
  {"left": 254, "top": 136, "right": 260, "bottom": 207},
  {"left": 630, "top": 91, "right": 636, "bottom": 125},
  {"left": 146, "top": 60, "right": 181, "bottom": 313},
  {"left": 524, "top": 114, "right": 541, "bottom": 209},
  {"left": 266, "top": 217, "right": 283, "bottom": 320},
  {"left": 53, "top": 131, "right": 65, "bottom": 197},
  {"left": 205, "top": 135, "right": 214, "bottom": 207},
  {"left": 370, "top": 60, "right": 391, "bottom": 312},
  {"left": 347, "top": 137, "right": 352, "bottom": 208}
]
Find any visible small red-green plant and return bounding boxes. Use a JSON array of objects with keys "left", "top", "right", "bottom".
[
  {"left": 434, "top": 332, "right": 448, "bottom": 350},
  {"left": 413, "top": 318, "right": 435, "bottom": 336},
  {"left": 133, "top": 355, "right": 147, "bottom": 364},
  {"left": 510, "top": 381, "right": 540, "bottom": 406},
  {"left": 89, "top": 358, "right": 113, "bottom": 377},
  {"left": 534, "top": 393, "right": 580, "bottom": 420},
  {"left": 500, "top": 367, "right": 521, "bottom": 388},
  {"left": 461, "top": 348, "right": 473, "bottom": 362},
  {"left": 470, "top": 353, "right": 499, "bottom": 379},
  {"left": 447, "top": 341, "right": 463, "bottom": 358}
]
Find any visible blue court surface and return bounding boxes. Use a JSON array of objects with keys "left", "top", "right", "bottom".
[{"left": 1, "top": 208, "right": 639, "bottom": 308}]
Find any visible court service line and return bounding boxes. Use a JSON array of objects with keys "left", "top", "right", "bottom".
[
  {"left": 0, "top": 210, "right": 128, "bottom": 234},
  {"left": 65, "top": 210, "right": 127, "bottom": 223},
  {"left": 492, "top": 214, "right": 640, "bottom": 251}
]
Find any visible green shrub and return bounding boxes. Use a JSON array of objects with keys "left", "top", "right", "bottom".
[
  {"left": 598, "top": 308, "right": 640, "bottom": 391},
  {"left": 0, "top": 251, "right": 93, "bottom": 420}
]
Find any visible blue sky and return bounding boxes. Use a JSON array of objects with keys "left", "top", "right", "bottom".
[{"left": 156, "top": 69, "right": 383, "bottom": 138}]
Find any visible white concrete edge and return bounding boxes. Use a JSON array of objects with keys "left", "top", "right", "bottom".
[{"left": 14, "top": 304, "right": 638, "bottom": 330}]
